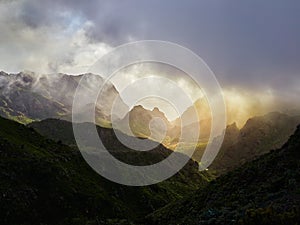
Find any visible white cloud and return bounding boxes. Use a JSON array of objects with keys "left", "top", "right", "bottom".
[{"left": 0, "top": 1, "right": 111, "bottom": 74}]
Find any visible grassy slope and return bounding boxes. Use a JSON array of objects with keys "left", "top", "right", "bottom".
[
  {"left": 148, "top": 125, "right": 300, "bottom": 225},
  {"left": 0, "top": 116, "right": 209, "bottom": 225}
]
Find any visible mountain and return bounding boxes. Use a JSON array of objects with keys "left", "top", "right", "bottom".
[
  {"left": 2, "top": 71, "right": 299, "bottom": 178},
  {"left": 115, "top": 105, "right": 181, "bottom": 147},
  {"left": 0, "top": 71, "right": 209, "bottom": 147},
  {"left": 173, "top": 98, "right": 212, "bottom": 127},
  {"left": 148, "top": 124, "right": 300, "bottom": 225},
  {"left": 208, "top": 112, "right": 300, "bottom": 175},
  {"left": 191, "top": 122, "right": 239, "bottom": 170},
  {"left": 173, "top": 97, "right": 212, "bottom": 143},
  {"left": 0, "top": 71, "right": 216, "bottom": 149},
  {"left": 115, "top": 98, "right": 212, "bottom": 149},
  {"left": 0, "top": 71, "right": 128, "bottom": 127},
  {"left": 0, "top": 115, "right": 211, "bottom": 225}
]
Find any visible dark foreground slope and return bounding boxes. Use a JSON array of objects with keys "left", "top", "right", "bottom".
[
  {"left": 148, "top": 125, "right": 300, "bottom": 225},
  {"left": 0, "top": 116, "right": 209, "bottom": 225}
]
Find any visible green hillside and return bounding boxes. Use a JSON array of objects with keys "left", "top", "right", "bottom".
[
  {"left": 0, "top": 116, "right": 209, "bottom": 225},
  {"left": 148, "top": 124, "right": 300, "bottom": 225}
]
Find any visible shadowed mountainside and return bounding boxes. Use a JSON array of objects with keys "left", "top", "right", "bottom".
[
  {"left": 2, "top": 71, "right": 300, "bottom": 180},
  {"left": 208, "top": 112, "right": 300, "bottom": 175},
  {"left": 30, "top": 112, "right": 300, "bottom": 178},
  {"left": 0, "top": 116, "right": 210, "bottom": 225},
  {"left": 148, "top": 124, "right": 300, "bottom": 225}
]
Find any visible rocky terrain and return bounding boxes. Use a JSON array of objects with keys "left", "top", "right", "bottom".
[{"left": 0, "top": 71, "right": 128, "bottom": 127}]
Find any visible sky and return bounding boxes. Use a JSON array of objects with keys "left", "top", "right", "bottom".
[{"left": 0, "top": 0, "right": 299, "bottom": 125}]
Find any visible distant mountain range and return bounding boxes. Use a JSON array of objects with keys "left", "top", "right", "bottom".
[
  {"left": 0, "top": 71, "right": 128, "bottom": 127},
  {"left": 0, "top": 71, "right": 210, "bottom": 145},
  {"left": 1, "top": 71, "right": 300, "bottom": 176}
]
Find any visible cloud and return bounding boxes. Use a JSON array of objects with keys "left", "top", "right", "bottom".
[
  {"left": 0, "top": 0, "right": 299, "bottom": 119},
  {"left": 0, "top": 0, "right": 111, "bottom": 74},
  {"left": 106, "top": 62, "right": 204, "bottom": 120}
]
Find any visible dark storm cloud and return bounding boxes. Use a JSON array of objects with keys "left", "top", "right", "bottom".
[{"left": 15, "top": 0, "right": 134, "bottom": 44}]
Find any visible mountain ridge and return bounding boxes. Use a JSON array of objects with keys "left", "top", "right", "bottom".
[
  {"left": 208, "top": 111, "right": 300, "bottom": 175},
  {"left": 0, "top": 71, "right": 128, "bottom": 127},
  {"left": 147, "top": 124, "right": 300, "bottom": 225},
  {"left": 0, "top": 115, "right": 210, "bottom": 225}
]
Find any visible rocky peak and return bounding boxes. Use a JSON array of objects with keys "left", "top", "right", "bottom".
[
  {"left": 227, "top": 122, "right": 239, "bottom": 132},
  {"left": 0, "top": 71, "right": 8, "bottom": 76},
  {"left": 0, "top": 71, "right": 128, "bottom": 126},
  {"left": 152, "top": 107, "right": 160, "bottom": 112}
]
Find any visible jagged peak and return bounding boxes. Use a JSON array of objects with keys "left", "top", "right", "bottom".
[
  {"left": 132, "top": 105, "right": 144, "bottom": 110},
  {"left": 0, "top": 71, "right": 8, "bottom": 76},
  {"left": 152, "top": 107, "right": 160, "bottom": 112},
  {"left": 227, "top": 122, "right": 238, "bottom": 129}
]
